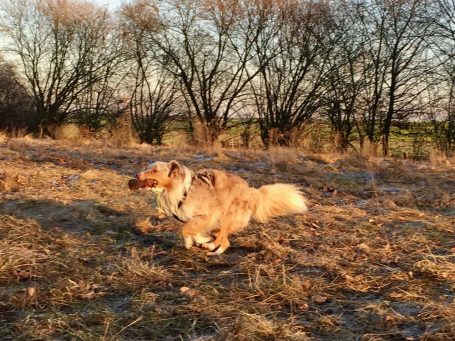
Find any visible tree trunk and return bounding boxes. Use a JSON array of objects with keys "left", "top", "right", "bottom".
[{"left": 381, "top": 131, "right": 390, "bottom": 157}]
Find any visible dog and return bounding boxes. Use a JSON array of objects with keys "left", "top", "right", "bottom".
[{"left": 134, "top": 160, "right": 308, "bottom": 255}]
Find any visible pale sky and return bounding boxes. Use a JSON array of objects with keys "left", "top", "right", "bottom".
[
  {"left": 91, "top": 0, "right": 124, "bottom": 10},
  {"left": 0, "top": 0, "right": 126, "bottom": 60}
]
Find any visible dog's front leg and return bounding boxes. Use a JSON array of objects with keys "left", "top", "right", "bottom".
[{"left": 181, "top": 222, "right": 196, "bottom": 249}]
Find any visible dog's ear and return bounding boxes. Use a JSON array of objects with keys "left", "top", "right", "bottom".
[{"left": 168, "top": 160, "right": 181, "bottom": 178}]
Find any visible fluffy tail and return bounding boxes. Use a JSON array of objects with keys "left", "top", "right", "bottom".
[{"left": 253, "top": 184, "right": 308, "bottom": 223}]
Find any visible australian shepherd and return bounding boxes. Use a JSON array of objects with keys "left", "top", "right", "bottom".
[{"left": 134, "top": 160, "right": 308, "bottom": 255}]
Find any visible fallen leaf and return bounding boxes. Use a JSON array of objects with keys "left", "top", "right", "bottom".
[
  {"left": 357, "top": 242, "right": 371, "bottom": 253},
  {"left": 302, "top": 279, "right": 312, "bottom": 290},
  {"left": 180, "top": 286, "right": 198, "bottom": 298},
  {"left": 298, "top": 303, "right": 309, "bottom": 311},
  {"left": 27, "top": 287, "right": 36, "bottom": 297},
  {"left": 312, "top": 294, "right": 328, "bottom": 304}
]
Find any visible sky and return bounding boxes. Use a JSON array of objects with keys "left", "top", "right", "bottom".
[
  {"left": 0, "top": 0, "right": 126, "bottom": 60},
  {"left": 91, "top": 0, "right": 124, "bottom": 10}
]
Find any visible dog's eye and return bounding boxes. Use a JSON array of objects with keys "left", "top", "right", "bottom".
[{"left": 151, "top": 169, "right": 157, "bottom": 173}]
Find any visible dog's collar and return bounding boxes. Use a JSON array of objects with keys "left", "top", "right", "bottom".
[
  {"left": 176, "top": 175, "right": 195, "bottom": 209},
  {"left": 172, "top": 178, "right": 193, "bottom": 223},
  {"left": 172, "top": 213, "right": 187, "bottom": 223},
  {"left": 177, "top": 186, "right": 191, "bottom": 208}
]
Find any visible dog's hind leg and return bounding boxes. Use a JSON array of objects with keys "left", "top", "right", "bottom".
[
  {"left": 202, "top": 230, "right": 220, "bottom": 251},
  {"left": 203, "top": 201, "right": 253, "bottom": 255},
  {"left": 182, "top": 219, "right": 205, "bottom": 249}
]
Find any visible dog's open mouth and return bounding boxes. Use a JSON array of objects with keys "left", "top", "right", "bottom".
[{"left": 148, "top": 179, "right": 158, "bottom": 188}]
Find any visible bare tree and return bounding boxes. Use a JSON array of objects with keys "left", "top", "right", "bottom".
[
  {"left": 427, "top": 0, "right": 455, "bottom": 155},
  {"left": 381, "top": 0, "right": 431, "bottom": 156},
  {"left": 121, "top": 1, "right": 179, "bottom": 144},
  {"left": 129, "top": 70, "right": 177, "bottom": 145},
  {"left": 354, "top": 0, "right": 430, "bottom": 156},
  {"left": 249, "top": 1, "right": 333, "bottom": 147},
  {"left": 1, "top": 0, "right": 123, "bottom": 134},
  {"left": 72, "top": 62, "right": 127, "bottom": 131},
  {"left": 122, "top": 0, "right": 276, "bottom": 145},
  {"left": 321, "top": 1, "right": 366, "bottom": 152}
]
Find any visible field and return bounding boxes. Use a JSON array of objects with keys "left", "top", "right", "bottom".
[{"left": 0, "top": 136, "right": 454, "bottom": 340}]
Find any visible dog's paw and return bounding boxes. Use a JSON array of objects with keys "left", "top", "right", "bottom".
[
  {"left": 202, "top": 242, "right": 216, "bottom": 251},
  {"left": 206, "top": 246, "right": 227, "bottom": 256}
]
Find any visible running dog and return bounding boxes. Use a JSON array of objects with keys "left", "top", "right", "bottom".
[{"left": 132, "top": 160, "right": 308, "bottom": 255}]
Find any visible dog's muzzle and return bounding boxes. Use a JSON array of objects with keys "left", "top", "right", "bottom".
[{"left": 135, "top": 173, "right": 159, "bottom": 188}]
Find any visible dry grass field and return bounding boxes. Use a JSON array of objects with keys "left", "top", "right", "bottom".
[{"left": 0, "top": 136, "right": 454, "bottom": 340}]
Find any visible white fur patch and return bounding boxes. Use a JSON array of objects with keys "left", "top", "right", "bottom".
[
  {"left": 193, "top": 233, "right": 212, "bottom": 244},
  {"left": 159, "top": 166, "right": 194, "bottom": 221},
  {"left": 151, "top": 187, "right": 164, "bottom": 193},
  {"left": 202, "top": 242, "right": 216, "bottom": 251}
]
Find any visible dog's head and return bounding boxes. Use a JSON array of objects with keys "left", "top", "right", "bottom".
[{"left": 136, "top": 160, "right": 183, "bottom": 191}]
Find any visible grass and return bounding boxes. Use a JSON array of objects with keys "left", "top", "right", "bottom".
[{"left": 0, "top": 137, "right": 454, "bottom": 340}]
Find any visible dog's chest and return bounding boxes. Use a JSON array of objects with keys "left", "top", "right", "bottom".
[{"left": 160, "top": 193, "right": 191, "bottom": 222}]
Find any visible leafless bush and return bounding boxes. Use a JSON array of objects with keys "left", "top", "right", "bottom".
[
  {"left": 0, "top": 58, "right": 34, "bottom": 132},
  {"left": 1, "top": 0, "right": 124, "bottom": 134}
]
